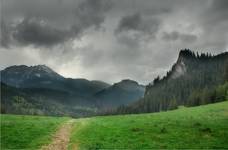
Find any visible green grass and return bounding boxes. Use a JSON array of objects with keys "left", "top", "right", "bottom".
[
  {"left": 69, "top": 101, "right": 228, "bottom": 149},
  {"left": 0, "top": 114, "right": 69, "bottom": 150},
  {"left": 1, "top": 101, "right": 228, "bottom": 149}
]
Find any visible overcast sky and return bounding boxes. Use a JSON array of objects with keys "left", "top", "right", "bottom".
[{"left": 0, "top": 0, "right": 227, "bottom": 84}]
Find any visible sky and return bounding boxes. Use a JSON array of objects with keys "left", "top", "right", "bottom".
[{"left": 0, "top": 0, "right": 228, "bottom": 84}]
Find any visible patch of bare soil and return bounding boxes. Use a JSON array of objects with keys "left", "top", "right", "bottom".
[{"left": 41, "top": 119, "right": 75, "bottom": 150}]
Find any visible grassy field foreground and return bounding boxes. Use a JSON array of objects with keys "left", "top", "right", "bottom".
[
  {"left": 69, "top": 101, "right": 228, "bottom": 149},
  {"left": 0, "top": 114, "right": 69, "bottom": 149},
  {"left": 1, "top": 101, "right": 228, "bottom": 149}
]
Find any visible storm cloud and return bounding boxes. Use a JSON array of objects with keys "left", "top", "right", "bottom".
[
  {"left": 210, "top": 0, "right": 228, "bottom": 21},
  {"left": 115, "top": 13, "right": 160, "bottom": 37},
  {"left": 1, "top": 0, "right": 112, "bottom": 47},
  {"left": 0, "top": 0, "right": 227, "bottom": 84},
  {"left": 13, "top": 18, "right": 72, "bottom": 46}
]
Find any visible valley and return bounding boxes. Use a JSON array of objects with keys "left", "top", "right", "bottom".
[
  {"left": 1, "top": 50, "right": 227, "bottom": 117},
  {"left": 1, "top": 0, "right": 228, "bottom": 149},
  {"left": 1, "top": 50, "right": 228, "bottom": 149}
]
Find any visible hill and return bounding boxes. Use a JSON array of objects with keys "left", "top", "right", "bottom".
[
  {"left": 94, "top": 79, "right": 145, "bottom": 108},
  {"left": 0, "top": 82, "right": 99, "bottom": 116}
]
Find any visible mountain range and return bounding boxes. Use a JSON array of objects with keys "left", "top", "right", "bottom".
[
  {"left": 0, "top": 65, "right": 145, "bottom": 117},
  {"left": 1, "top": 49, "right": 227, "bottom": 117}
]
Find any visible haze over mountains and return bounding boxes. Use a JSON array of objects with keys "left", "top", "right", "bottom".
[
  {"left": 1, "top": 49, "right": 227, "bottom": 117},
  {"left": 1, "top": 64, "right": 145, "bottom": 116},
  {"left": 1, "top": 65, "right": 110, "bottom": 96}
]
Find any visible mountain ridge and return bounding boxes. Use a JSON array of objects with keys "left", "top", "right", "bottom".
[
  {"left": 1, "top": 49, "right": 227, "bottom": 116},
  {"left": 1, "top": 65, "right": 145, "bottom": 116}
]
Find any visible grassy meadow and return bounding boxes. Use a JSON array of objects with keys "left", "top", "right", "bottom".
[
  {"left": 0, "top": 101, "right": 228, "bottom": 149},
  {"left": 68, "top": 101, "right": 228, "bottom": 149},
  {"left": 0, "top": 114, "right": 69, "bottom": 149}
]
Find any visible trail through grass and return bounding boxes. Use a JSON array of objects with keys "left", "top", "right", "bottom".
[
  {"left": 1, "top": 101, "right": 228, "bottom": 149},
  {"left": 41, "top": 119, "right": 75, "bottom": 150},
  {"left": 0, "top": 114, "right": 69, "bottom": 150}
]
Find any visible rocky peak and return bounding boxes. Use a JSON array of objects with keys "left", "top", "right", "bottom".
[
  {"left": 170, "top": 60, "right": 186, "bottom": 79},
  {"left": 33, "top": 65, "right": 54, "bottom": 73},
  {"left": 169, "top": 50, "right": 192, "bottom": 79}
]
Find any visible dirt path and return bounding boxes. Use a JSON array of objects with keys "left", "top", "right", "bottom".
[{"left": 41, "top": 119, "right": 75, "bottom": 150}]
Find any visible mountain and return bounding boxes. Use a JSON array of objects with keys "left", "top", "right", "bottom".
[
  {"left": 94, "top": 79, "right": 145, "bottom": 108},
  {"left": 0, "top": 65, "right": 144, "bottom": 116},
  {"left": 113, "top": 49, "right": 228, "bottom": 114},
  {"left": 2, "top": 50, "right": 227, "bottom": 117},
  {"left": 0, "top": 65, "right": 109, "bottom": 96},
  {"left": 1, "top": 65, "right": 64, "bottom": 88}
]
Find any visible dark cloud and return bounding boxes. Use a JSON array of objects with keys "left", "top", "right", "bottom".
[
  {"left": 116, "top": 13, "right": 142, "bottom": 33},
  {"left": 115, "top": 13, "right": 160, "bottom": 37},
  {"left": 1, "top": 0, "right": 112, "bottom": 47},
  {"left": 202, "top": 0, "right": 228, "bottom": 24},
  {"left": 212, "top": 0, "right": 228, "bottom": 13},
  {"left": 114, "top": 12, "right": 161, "bottom": 49},
  {"left": 162, "top": 31, "right": 197, "bottom": 43},
  {"left": 13, "top": 18, "right": 73, "bottom": 47},
  {"left": 212, "top": 0, "right": 228, "bottom": 21},
  {"left": 73, "top": 0, "right": 112, "bottom": 29}
]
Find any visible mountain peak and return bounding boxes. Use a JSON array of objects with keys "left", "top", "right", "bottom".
[
  {"left": 3, "top": 65, "right": 28, "bottom": 71},
  {"left": 3, "top": 64, "right": 52, "bottom": 71},
  {"left": 1, "top": 65, "right": 64, "bottom": 87},
  {"left": 112, "top": 79, "right": 144, "bottom": 91},
  {"left": 34, "top": 64, "right": 50, "bottom": 69},
  {"left": 2, "top": 65, "right": 61, "bottom": 78},
  {"left": 168, "top": 50, "right": 193, "bottom": 79},
  {"left": 120, "top": 79, "right": 138, "bottom": 84},
  {"left": 94, "top": 79, "right": 145, "bottom": 107},
  {"left": 32, "top": 65, "right": 56, "bottom": 74}
]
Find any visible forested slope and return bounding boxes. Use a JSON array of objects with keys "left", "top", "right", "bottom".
[{"left": 113, "top": 50, "right": 228, "bottom": 114}]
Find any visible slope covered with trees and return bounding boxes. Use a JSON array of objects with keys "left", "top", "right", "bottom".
[
  {"left": 112, "top": 50, "right": 228, "bottom": 114},
  {"left": 94, "top": 79, "right": 145, "bottom": 108}
]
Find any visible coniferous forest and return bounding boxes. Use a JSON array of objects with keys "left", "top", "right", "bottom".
[{"left": 103, "top": 50, "right": 228, "bottom": 115}]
